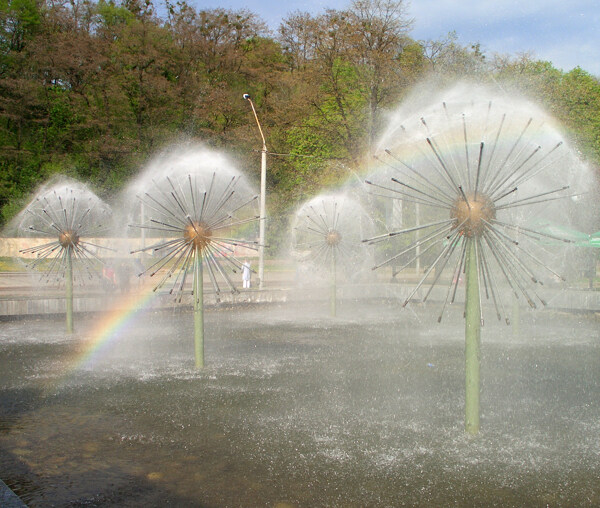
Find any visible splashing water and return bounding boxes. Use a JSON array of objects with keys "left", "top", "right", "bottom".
[
  {"left": 291, "top": 193, "right": 373, "bottom": 284},
  {"left": 126, "top": 145, "right": 260, "bottom": 301},
  {"left": 365, "top": 84, "right": 596, "bottom": 324},
  {"left": 16, "top": 178, "right": 112, "bottom": 284}
]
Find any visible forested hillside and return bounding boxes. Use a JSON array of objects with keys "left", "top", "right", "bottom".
[{"left": 1, "top": 0, "right": 599, "bottom": 237}]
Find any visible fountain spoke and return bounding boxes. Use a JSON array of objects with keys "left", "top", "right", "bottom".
[
  {"left": 437, "top": 239, "right": 467, "bottom": 322},
  {"left": 367, "top": 189, "right": 451, "bottom": 210},
  {"left": 390, "top": 177, "right": 455, "bottom": 208},
  {"left": 363, "top": 218, "right": 456, "bottom": 245},
  {"left": 211, "top": 237, "right": 259, "bottom": 249},
  {"left": 488, "top": 145, "right": 542, "bottom": 198},
  {"left": 402, "top": 229, "right": 461, "bottom": 307},
  {"left": 482, "top": 231, "right": 536, "bottom": 307},
  {"left": 422, "top": 235, "right": 463, "bottom": 303},
  {"left": 148, "top": 241, "right": 190, "bottom": 278},
  {"left": 209, "top": 176, "right": 240, "bottom": 214},
  {"left": 382, "top": 149, "right": 457, "bottom": 203},
  {"left": 473, "top": 142, "right": 485, "bottom": 200},
  {"left": 474, "top": 238, "right": 485, "bottom": 325},
  {"left": 140, "top": 191, "right": 189, "bottom": 227},
  {"left": 425, "top": 137, "right": 462, "bottom": 193},
  {"left": 475, "top": 236, "right": 491, "bottom": 300},
  {"left": 484, "top": 226, "right": 548, "bottom": 304},
  {"left": 210, "top": 215, "right": 261, "bottom": 231},
  {"left": 211, "top": 194, "right": 259, "bottom": 225},
  {"left": 208, "top": 239, "right": 249, "bottom": 274},
  {"left": 482, "top": 117, "right": 533, "bottom": 195},
  {"left": 420, "top": 117, "right": 458, "bottom": 190},
  {"left": 149, "top": 218, "right": 185, "bottom": 231},
  {"left": 503, "top": 141, "right": 565, "bottom": 191},
  {"left": 206, "top": 246, "right": 238, "bottom": 293},
  {"left": 495, "top": 187, "right": 572, "bottom": 210},
  {"left": 173, "top": 248, "right": 196, "bottom": 302},
  {"left": 331, "top": 200, "right": 341, "bottom": 232},
  {"left": 308, "top": 205, "right": 330, "bottom": 232},
  {"left": 478, "top": 238, "right": 506, "bottom": 322},
  {"left": 203, "top": 249, "right": 224, "bottom": 296},
  {"left": 372, "top": 223, "right": 454, "bottom": 271},
  {"left": 491, "top": 218, "right": 573, "bottom": 244}
]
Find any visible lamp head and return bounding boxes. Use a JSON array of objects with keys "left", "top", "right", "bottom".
[{"left": 243, "top": 93, "right": 250, "bottom": 100}]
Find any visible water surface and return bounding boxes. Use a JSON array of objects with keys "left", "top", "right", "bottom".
[{"left": 1, "top": 301, "right": 598, "bottom": 506}]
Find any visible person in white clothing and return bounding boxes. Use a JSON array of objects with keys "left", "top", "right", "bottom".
[{"left": 242, "top": 260, "right": 251, "bottom": 289}]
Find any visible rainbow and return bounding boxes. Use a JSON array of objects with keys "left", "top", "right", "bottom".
[{"left": 49, "top": 282, "right": 160, "bottom": 390}]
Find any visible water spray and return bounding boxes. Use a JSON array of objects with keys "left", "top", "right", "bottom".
[
  {"left": 292, "top": 194, "right": 372, "bottom": 318},
  {"left": 18, "top": 182, "right": 112, "bottom": 333},
  {"left": 365, "top": 93, "right": 581, "bottom": 434},
  {"left": 129, "top": 157, "right": 259, "bottom": 369}
]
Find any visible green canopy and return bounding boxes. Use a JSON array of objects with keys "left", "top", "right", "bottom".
[
  {"left": 571, "top": 230, "right": 600, "bottom": 248},
  {"left": 588, "top": 232, "right": 600, "bottom": 248},
  {"left": 526, "top": 219, "right": 600, "bottom": 248}
]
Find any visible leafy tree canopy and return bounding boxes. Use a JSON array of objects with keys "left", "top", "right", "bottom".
[{"left": 0, "top": 0, "right": 598, "bottom": 243}]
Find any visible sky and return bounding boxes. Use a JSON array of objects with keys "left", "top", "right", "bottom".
[{"left": 189, "top": 0, "right": 600, "bottom": 76}]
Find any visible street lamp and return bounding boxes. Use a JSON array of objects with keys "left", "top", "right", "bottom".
[{"left": 243, "top": 93, "right": 266, "bottom": 289}]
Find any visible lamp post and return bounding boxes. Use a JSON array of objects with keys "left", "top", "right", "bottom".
[{"left": 243, "top": 93, "right": 266, "bottom": 289}]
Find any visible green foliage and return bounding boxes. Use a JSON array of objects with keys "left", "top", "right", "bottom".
[
  {"left": 0, "top": 0, "right": 41, "bottom": 53},
  {"left": 0, "top": 0, "right": 598, "bottom": 231},
  {"left": 96, "top": 0, "right": 135, "bottom": 27},
  {"left": 493, "top": 56, "right": 600, "bottom": 164},
  {"left": 556, "top": 68, "right": 600, "bottom": 160},
  {"left": 0, "top": 256, "right": 22, "bottom": 270}
]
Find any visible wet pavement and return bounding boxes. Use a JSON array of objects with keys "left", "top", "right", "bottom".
[{"left": 1, "top": 300, "right": 599, "bottom": 507}]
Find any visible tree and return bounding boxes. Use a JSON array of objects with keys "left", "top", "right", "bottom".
[
  {"left": 276, "top": 1, "right": 419, "bottom": 171},
  {"left": 0, "top": 0, "right": 41, "bottom": 56},
  {"left": 0, "top": 0, "right": 598, "bottom": 230},
  {"left": 347, "top": 0, "right": 413, "bottom": 146},
  {"left": 421, "top": 31, "right": 486, "bottom": 80},
  {"left": 491, "top": 53, "right": 600, "bottom": 164}
]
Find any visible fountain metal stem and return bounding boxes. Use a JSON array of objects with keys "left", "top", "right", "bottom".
[
  {"left": 465, "top": 239, "right": 480, "bottom": 434},
  {"left": 66, "top": 246, "right": 73, "bottom": 334},
  {"left": 512, "top": 297, "right": 520, "bottom": 336},
  {"left": 194, "top": 248, "right": 204, "bottom": 369},
  {"left": 330, "top": 248, "right": 337, "bottom": 317}
]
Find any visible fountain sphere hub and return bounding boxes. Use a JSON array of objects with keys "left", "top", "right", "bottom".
[
  {"left": 451, "top": 193, "right": 496, "bottom": 237},
  {"left": 326, "top": 230, "right": 342, "bottom": 246},
  {"left": 184, "top": 221, "right": 212, "bottom": 250},
  {"left": 58, "top": 230, "right": 80, "bottom": 248}
]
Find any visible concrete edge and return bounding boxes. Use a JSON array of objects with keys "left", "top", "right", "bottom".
[
  {"left": 1, "top": 283, "right": 600, "bottom": 319},
  {"left": 0, "top": 479, "right": 27, "bottom": 507}
]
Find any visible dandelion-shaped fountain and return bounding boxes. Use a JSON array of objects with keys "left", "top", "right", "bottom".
[
  {"left": 365, "top": 87, "right": 590, "bottom": 433},
  {"left": 291, "top": 194, "right": 372, "bottom": 316},
  {"left": 17, "top": 179, "right": 112, "bottom": 333},
  {"left": 128, "top": 147, "right": 259, "bottom": 368}
]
